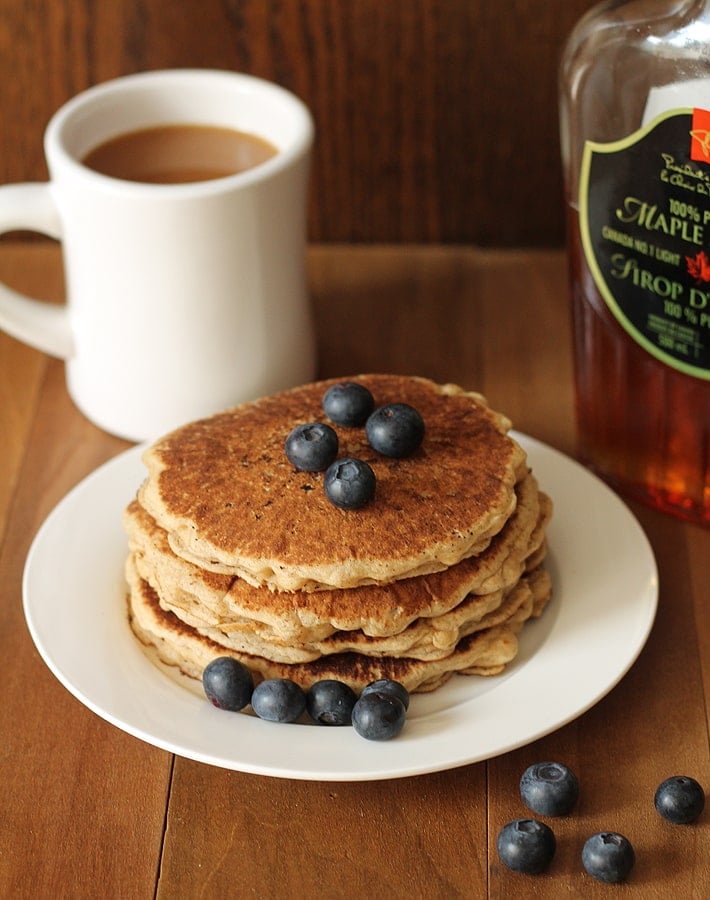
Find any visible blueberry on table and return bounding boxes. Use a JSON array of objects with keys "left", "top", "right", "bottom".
[
  {"left": 654, "top": 775, "right": 706, "bottom": 824},
  {"left": 251, "top": 678, "right": 307, "bottom": 723},
  {"left": 351, "top": 691, "right": 406, "bottom": 741},
  {"left": 306, "top": 679, "right": 357, "bottom": 725},
  {"left": 520, "top": 761, "right": 580, "bottom": 816},
  {"left": 322, "top": 382, "right": 375, "bottom": 427},
  {"left": 285, "top": 422, "right": 339, "bottom": 472},
  {"left": 324, "top": 457, "right": 376, "bottom": 509},
  {"left": 202, "top": 657, "right": 253, "bottom": 711},
  {"left": 496, "top": 819, "right": 556, "bottom": 874},
  {"left": 360, "top": 678, "right": 410, "bottom": 711},
  {"left": 582, "top": 832, "right": 635, "bottom": 883},
  {"left": 365, "top": 403, "right": 425, "bottom": 457}
]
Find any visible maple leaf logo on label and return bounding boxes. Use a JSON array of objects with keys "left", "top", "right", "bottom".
[
  {"left": 690, "top": 108, "right": 710, "bottom": 161},
  {"left": 686, "top": 249, "right": 710, "bottom": 282}
]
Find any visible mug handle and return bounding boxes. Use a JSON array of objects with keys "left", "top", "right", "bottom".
[{"left": 0, "top": 183, "right": 73, "bottom": 358}]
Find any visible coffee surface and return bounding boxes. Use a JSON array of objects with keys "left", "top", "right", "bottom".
[{"left": 82, "top": 124, "right": 278, "bottom": 184}]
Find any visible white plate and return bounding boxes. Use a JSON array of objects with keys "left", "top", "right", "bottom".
[{"left": 23, "top": 433, "right": 658, "bottom": 781}]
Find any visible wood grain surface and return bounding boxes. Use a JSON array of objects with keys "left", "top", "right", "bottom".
[
  {"left": 0, "top": 0, "right": 598, "bottom": 245},
  {"left": 0, "top": 242, "right": 708, "bottom": 899}
]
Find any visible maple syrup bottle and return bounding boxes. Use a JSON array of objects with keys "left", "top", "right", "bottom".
[{"left": 560, "top": 1, "right": 710, "bottom": 526}]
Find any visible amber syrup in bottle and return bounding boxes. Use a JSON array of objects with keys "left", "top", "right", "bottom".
[{"left": 560, "top": 1, "right": 710, "bottom": 526}]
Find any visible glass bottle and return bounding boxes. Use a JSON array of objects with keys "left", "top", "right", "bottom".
[{"left": 560, "top": 0, "right": 710, "bottom": 526}]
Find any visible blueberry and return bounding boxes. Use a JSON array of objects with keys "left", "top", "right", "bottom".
[
  {"left": 360, "top": 678, "right": 410, "bottom": 711},
  {"left": 520, "top": 761, "right": 580, "bottom": 817},
  {"left": 251, "top": 678, "right": 306, "bottom": 723},
  {"left": 285, "top": 422, "right": 338, "bottom": 472},
  {"left": 324, "top": 457, "right": 376, "bottom": 509},
  {"left": 351, "top": 691, "right": 406, "bottom": 741},
  {"left": 322, "top": 382, "right": 375, "bottom": 427},
  {"left": 582, "top": 832, "right": 635, "bottom": 883},
  {"left": 365, "top": 403, "right": 425, "bottom": 457},
  {"left": 306, "top": 679, "right": 357, "bottom": 725},
  {"left": 496, "top": 819, "right": 556, "bottom": 874},
  {"left": 202, "top": 657, "right": 253, "bottom": 711},
  {"left": 654, "top": 775, "right": 705, "bottom": 824}
]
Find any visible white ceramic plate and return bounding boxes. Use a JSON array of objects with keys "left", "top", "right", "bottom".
[{"left": 23, "top": 433, "right": 658, "bottom": 781}]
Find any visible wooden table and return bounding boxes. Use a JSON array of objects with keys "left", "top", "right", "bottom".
[{"left": 0, "top": 243, "right": 707, "bottom": 898}]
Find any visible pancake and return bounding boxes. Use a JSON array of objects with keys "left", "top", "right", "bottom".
[
  {"left": 126, "top": 561, "right": 533, "bottom": 694},
  {"left": 138, "top": 375, "right": 528, "bottom": 591},
  {"left": 125, "top": 475, "right": 551, "bottom": 641},
  {"left": 155, "top": 567, "right": 550, "bottom": 664},
  {"left": 123, "top": 374, "right": 555, "bottom": 699}
]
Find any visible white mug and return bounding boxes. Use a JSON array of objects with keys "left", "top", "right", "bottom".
[{"left": 0, "top": 69, "right": 316, "bottom": 441}]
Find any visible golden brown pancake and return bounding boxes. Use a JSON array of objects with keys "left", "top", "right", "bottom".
[
  {"left": 123, "top": 374, "right": 554, "bottom": 697},
  {"left": 126, "top": 561, "right": 543, "bottom": 693},
  {"left": 138, "top": 375, "right": 528, "bottom": 591},
  {"left": 170, "top": 572, "right": 547, "bottom": 663},
  {"left": 125, "top": 475, "right": 550, "bottom": 641}
]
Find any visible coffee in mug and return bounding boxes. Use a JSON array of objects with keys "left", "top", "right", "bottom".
[{"left": 82, "top": 124, "right": 278, "bottom": 184}]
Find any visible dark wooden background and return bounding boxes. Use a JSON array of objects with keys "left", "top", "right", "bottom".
[{"left": 0, "top": 0, "right": 598, "bottom": 245}]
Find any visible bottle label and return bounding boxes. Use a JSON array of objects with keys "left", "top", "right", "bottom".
[{"left": 580, "top": 108, "right": 710, "bottom": 379}]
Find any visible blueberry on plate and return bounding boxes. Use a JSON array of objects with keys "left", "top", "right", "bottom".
[
  {"left": 306, "top": 679, "right": 357, "bottom": 725},
  {"left": 285, "top": 422, "right": 339, "bottom": 472},
  {"left": 322, "top": 382, "right": 375, "bottom": 427},
  {"left": 582, "top": 832, "right": 635, "bottom": 883},
  {"left": 351, "top": 691, "right": 406, "bottom": 741},
  {"left": 251, "top": 678, "right": 307, "bottom": 723},
  {"left": 496, "top": 819, "right": 556, "bottom": 874},
  {"left": 654, "top": 775, "right": 705, "bottom": 824},
  {"left": 520, "top": 761, "right": 580, "bottom": 816},
  {"left": 202, "top": 657, "right": 253, "bottom": 711},
  {"left": 359, "top": 678, "right": 410, "bottom": 711},
  {"left": 324, "top": 457, "right": 376, "bottom": 509},
  {"left": 365, "top": 403, "right": 425, "bottom": 458}
]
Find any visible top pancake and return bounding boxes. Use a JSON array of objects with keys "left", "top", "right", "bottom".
[
  {"left": 138, "top": 375, "right": 528, "bottom": 591},
  {"left": 125, "top": 473, "right": 550, "bottom": 640}
]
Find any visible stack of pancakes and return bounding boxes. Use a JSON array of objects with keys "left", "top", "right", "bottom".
[{"left": 124, "top": 374, "right": 553, "bottom": 694}]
